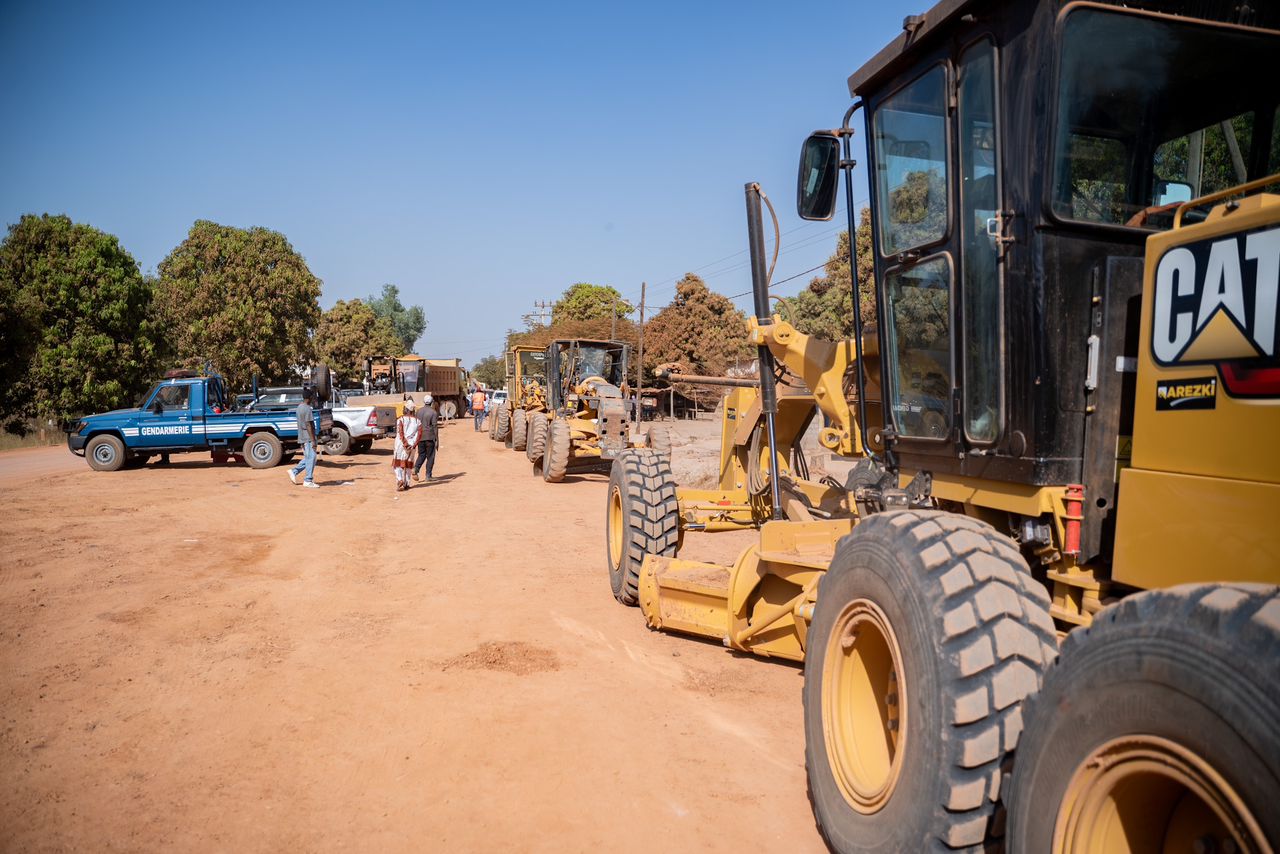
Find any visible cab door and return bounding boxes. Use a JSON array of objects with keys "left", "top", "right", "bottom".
[
  {"left": 136, "top": 381, "right": 195, "bottom": 448},
  {"left": 871, "top": 38, "right": 1004, "bottom": 458}
]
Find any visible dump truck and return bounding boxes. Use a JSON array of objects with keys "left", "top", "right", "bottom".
[
  {"left": 605, "top": 2, "right": 1280, "bottom": 851},
  {"left": 423, "top": 358, "right": 467, "bottom": 419},
  {"left": 522, "top": 338, "right": 670, "bottom": 482}
]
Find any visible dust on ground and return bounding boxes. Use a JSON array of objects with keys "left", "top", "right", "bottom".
[{"left": 0, "top": 419, "right": 823, "bottom": 853}]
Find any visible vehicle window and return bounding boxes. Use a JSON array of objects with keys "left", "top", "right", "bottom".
[
  {"left": 154, "top": 384, "right": 189, "bottom": 412},
  {"left": 958, "top": 39, "right": 1002, "bottom": 444},
  {"left": 1154, "top": 112, "right": 1254, "bottom": 200},
  {"left": 884, "top": 256, "right": 952, "bottom": 439},
  {"left": 873, "top": 65, "right": 949, "bottom": 256},
  {"left": 1052, "top": 8, "right": 1279, "bottom": 228}
]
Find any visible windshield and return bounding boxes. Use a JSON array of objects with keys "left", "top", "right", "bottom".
[
  {"left": 135, "top": 383, "right": 161, "bottom": 408},
  {"left": 571, "top": 346, "right": 625, "bottom": 385},
  {"left": 1053, "top": 9, "right": 1280, "bottom": 229},
  {"left": 518, "top": 351, "right": 546, "bottom": 382}
]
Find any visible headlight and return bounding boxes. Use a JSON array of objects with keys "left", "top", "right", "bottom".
[{"left": 75, "top": 421, "right": 87, "bottom": 433}]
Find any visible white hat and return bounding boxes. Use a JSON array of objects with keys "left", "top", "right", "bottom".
[
  {"left": 424, "top": 394, "right": 433, "bottom": 404},
  {"left": 403, "top": 399, "right": 417, "bottom": 412}
]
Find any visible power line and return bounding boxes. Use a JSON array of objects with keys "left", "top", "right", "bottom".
[{"left": 724, "top": 252, "right": 851, "bottom": 301}]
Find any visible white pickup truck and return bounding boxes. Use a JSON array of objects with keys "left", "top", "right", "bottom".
[{"left": 250, "top": 387, "right": 387, "bottom": 455}]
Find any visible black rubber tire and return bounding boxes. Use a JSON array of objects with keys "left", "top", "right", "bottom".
[
  {"left": 351, "top": 438, "right": 373, "bottom": 454},
  {"left": 440, "top": 400, "right": 457, "bottom": 420},
  {"left": 86, "top": 434, "right": 126, "bottom": 472},
  {"left": 313, "top": 364, "right": 332, "bottom": 403},
  {"left": 488, "top": 410, "right": 498, "bottom": 440},
  {"left": 1006, "top": 583, "right": 1280, "bottom": 851},
  {"left": 243, "top": 432, "right": 283, "bottom": 469},
  {"left": 606, "top": 450, "right": 678, "bottom": 606},
  {"left": 804, "top": 510, "right": 1057, "bottom": 853},
  {"left": 511, "top": 409, "right": 528, "bottom": 451},
  {"left": 496, "top": 405, "right": 510, "bottom": 442},
  {"left": 323, "top": 426, "right": 351, "bottom": 455},
  {"left": 526, "top": 413, "right": 548, "bottom": 463},
  {"left": 645, "top": 424, "right": 672, "bottom": 455},
  {"left": 541, "top": 419, "right": 570, "bottom": 483}
]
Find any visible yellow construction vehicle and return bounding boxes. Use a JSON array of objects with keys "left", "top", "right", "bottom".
[
  {"left": 605, "top": 3, "right": 1280, "bottom": 851},
  {"left": 491, "top": 345, "right": 549, "bottom": 453},
  {"left": 523, "top": 338, "right": 670, "bottom": 482}
]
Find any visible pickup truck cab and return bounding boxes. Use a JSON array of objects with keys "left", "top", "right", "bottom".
[{"left": 68, "top": 372, "right": 331, "bottom": 471}]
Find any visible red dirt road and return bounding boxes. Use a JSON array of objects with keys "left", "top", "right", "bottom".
[{"left": 0, "top": 424, "right": 824, "bottom": 852}]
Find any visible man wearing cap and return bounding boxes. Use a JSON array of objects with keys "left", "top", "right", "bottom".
[
  {"left": 414, "top": 394, "right": 439, "bottom": 482},
  {"left": 393, "top": 398, "right": 421, "bottom": 491}
]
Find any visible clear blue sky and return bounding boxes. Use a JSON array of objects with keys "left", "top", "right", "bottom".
[{"left": 0, "top": 0, "right": 913, "bottom": 363}]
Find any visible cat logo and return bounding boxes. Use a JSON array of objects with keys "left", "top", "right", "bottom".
[{"left": 1152, "top": 225, "right": 1280, "bottom": 366}]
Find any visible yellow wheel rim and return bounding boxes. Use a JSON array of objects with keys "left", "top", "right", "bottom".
[
  {"left": 822, "top": 598, "right": 907, "bottom": 814},
  {"left": 1055, "top": 735, "right": 1270, "bottom": 854},
  {"left": 608, "top": 486, "right": 624, "bottom": 568}
]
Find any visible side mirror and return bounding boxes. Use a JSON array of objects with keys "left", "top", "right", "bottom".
[
  {"left": 1154, "top": 179, "right": 1193, "bottom": 207},
  {"left": 797, "top": 132, "right": 841, "bottom": 221}
]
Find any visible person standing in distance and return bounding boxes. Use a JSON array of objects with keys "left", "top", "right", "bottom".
[
  {"left": 414, "top": 393, "right": 439, "bottom": 482},
  {"left": 471, "top": 387, "right": 487, "bottom": 431},
  {"left": 288, "top": 387, "right": 320, "bottom": 489},
  {"left": 393, "top": 398, "right": 421, "bottom": 491}
]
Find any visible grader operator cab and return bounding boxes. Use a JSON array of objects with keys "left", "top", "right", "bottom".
[
  {"left": 523, "top": 339, "right": 671, "bottom": 483},
  {"left": 493, "top": 345, "right": 549, "bottom": 452},
  {"left": 606, "top": 1, "right": 1280, "bottom": 851}
]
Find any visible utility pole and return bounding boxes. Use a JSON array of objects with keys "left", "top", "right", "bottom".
[
  {"left": 524, "top": 300, "right": 554, "bottom": 328},
  {"left": 635, "top": 282, "right": 646, "bottom": 402},
  {"left": 610, "top": 295, "right": 618, "bottom": 340}
]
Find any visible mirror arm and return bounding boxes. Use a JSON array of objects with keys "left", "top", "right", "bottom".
[{"left": 838, "top": 100, "right": 884, "bottom": 468}]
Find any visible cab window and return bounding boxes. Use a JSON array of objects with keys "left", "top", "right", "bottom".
[
  {"left": 153, "top": 384, "right": 190, "bottom": 412},
  {"left": 873, "top": 65, "right": 950, "bottom": 256},
  {"left": 883, "top": 256, "right": 953, "bottom": 439},
  {"left": 1052, "top": 7, "right": 1279, "bottom": 229},
  {"left": 958, "top": 39, "right": 1003, "bottom": 443}
]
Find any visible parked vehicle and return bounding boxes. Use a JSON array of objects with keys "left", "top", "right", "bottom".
[
  {"left": 248, "top": 386, "right": 386, "bottom": 455},
  {"left": 67, "top": 370, "right": 333, "bottom": 471}
]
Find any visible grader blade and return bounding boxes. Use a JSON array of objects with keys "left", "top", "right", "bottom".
[{"left": 637, "top": 555, "right": 732, "bottom": 641}]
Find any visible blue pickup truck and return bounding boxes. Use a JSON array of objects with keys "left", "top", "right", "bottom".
[{"left": 67, "top": 371, "right": 332, "bottom": 471}]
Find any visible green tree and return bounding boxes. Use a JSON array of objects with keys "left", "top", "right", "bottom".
[
  {"left": 152, "top": 220, "right": 321, "bottom": 392},
  {"left": 551, "top": 282, "right": 632, "bottom": 324},
  {"left": 0, "top": 214, "right": 162, "bottom": 430},
  {"left": 788, "top": 208, "right": 877, "bottom": 340},
  {"left": 313, "top": 299, "right": 404, "bottom": 383},
  {"left": 366, "top": 284, "right": 426, "bottom": 352},
  {"left": 470, "top": 354, "right": 505, "bottom": 388},
  {"left": 643, "top": 273, "right": 753, "bottom": 379}
]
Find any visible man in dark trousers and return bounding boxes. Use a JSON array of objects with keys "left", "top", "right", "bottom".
[{"left": 414, "top": 393, "right": 439, "bottom": 482}]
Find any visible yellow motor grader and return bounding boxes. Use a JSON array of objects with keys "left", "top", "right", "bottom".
[
  {"left": 524, "top": 338, "right": 670, "bottom": 483},
  {"left": 605, "top": 2, "right": 1280, "bottom": 851},
  {"left": 490, "top": 345, "right": 549, "bottom": 452}
]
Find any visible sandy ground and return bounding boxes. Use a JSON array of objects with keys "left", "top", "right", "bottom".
[{"left": 0, "top": 419, "right": 825, "bottom": 853}]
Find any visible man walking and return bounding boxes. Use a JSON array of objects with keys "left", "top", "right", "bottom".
[
  {"left": 414, "top": 393, "right": 439, "bottom": 482},
  {"left": 288, "top": 387, "right": 320, "bottom": 489},
  {"left": 471, "top": 388, "right": 487, "bottom": 431}
]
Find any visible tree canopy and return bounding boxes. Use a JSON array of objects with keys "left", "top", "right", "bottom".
[
  {"left": 152, "top": 220, "right": 321, "bottom": 392},
  {"left": 366, "top": 284, "right": 426, "bottom": 353},
  {"left": 643, "top": 274, "right": 753, "bottom": 380},
  {"left": 551, "top": 282, "right": 632, "bottom": 325},
  {"left": 786, "top": 208, "right": 877, "bottom": 341},
  {"left": 0, "top": 214, "right": 162, "bottom": 430},
  {"left": 470, "top": 355, "right": 505, "bottom": 389},
  {"left": 312, "top": 298, "right": 404, "bottom": 384}
]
